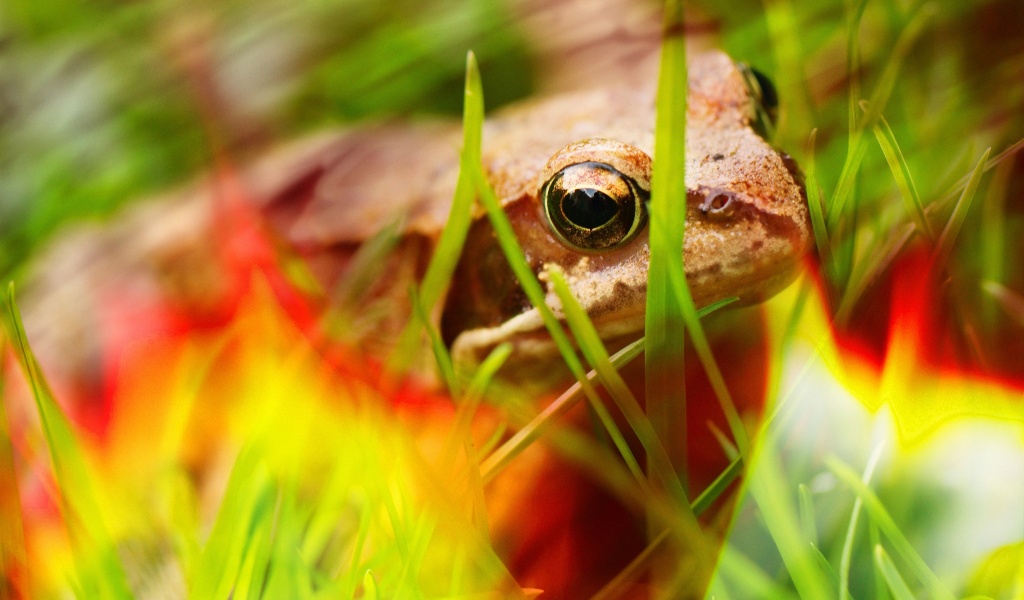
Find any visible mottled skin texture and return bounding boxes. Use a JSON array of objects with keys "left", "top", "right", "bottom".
[{"left": 284, "top": 51, "right": 811, "bottom": 362}]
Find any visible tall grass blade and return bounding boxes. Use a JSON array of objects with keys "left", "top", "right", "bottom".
[
  {"left": 828, "top": 3, "right": 934, "bottom": 230},
  {"left": 480, "top": 298, "right": 735, "bottom": 483},
  {"left": 410, "top": 286, "right": 459, "bottom": 397},
  {"left": 979, "top": 161, "right": 1011, "bottom": 326},
  {"left": 869, "top": 108, "right": 935, "bottom": 242},
  {"left": 690, "top": 457, "right": 743, "bottom": 516},
  {"left": 662, "top": 253, "right": 747, "bottom": 452},
  {"left": 874, "top": 545, "right": 916, "bottom": 600},
  {"left": 191, "top": 449, "right": 274, "bottom": 598},
  {"left": 805, "top": 130, "right": 835, "bottom": 295},
  {"left": 464, "top": 93, "right": 644, "bottom": 490},
  {"left": 798, "top": 484, "right": 817, "bottom": 545},
  {"left": 749, "top": 434, "right": 834, "bottom": 600},
  {"left": 3, "top": 284, "right": 132, "bottom": 599},
  {"left": 647, "top": 0, "right": 688, "bottom": 487},
  {"left": 932, "top": 148, "right": 991, "bottom": 271},
  {"left": 549, "top": 267, "right": 687, "bottom": 505},
  {"left": 389, "top": 50, "right": 483, "bottom": 373},
  {"left": 827, "top": 456, "right": 955, "bottom": 600},
  {"left": 839, "top": 444, "right": 885, "bottom": 600}
]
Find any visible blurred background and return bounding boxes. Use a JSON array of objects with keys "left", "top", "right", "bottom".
[
  {"left": 1, "top": 0, "right": 1022, "bottom": 597},
  {"left": 2, "top": 0, "right": 1022, "bottom": 382}
]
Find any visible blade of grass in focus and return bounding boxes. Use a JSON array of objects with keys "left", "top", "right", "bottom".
[
  {"left": 646, "top": 0, "right": 689, "bottom": 493},
  {"left": 390, "top": 51, "right": 484, "bottom": 375},
  {"left": 549, "top": 267, "right": 687, "bottom": 505},
  {"left": 3, "top": 284, "right": 133, "bottom": 599},
  {"left": 478, "top": 297, "right": 736, "bottom": 484},
  {"left": 461, "top": 53, "right": 646, "bottom": 489}
]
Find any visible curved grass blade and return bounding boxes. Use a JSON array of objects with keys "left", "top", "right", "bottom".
[
  {"left": 839, "top": 443, "right": 886, "bottom": 600},
  {"left": 478, "top": 298, "right": 735, "bottom": 483},
  {"left": 827, "top": 3, "right": 935, "bottom": 231},
  {"left": 874, "top": 545, "right": 916, "bottom": 600},
  {"left": 827, "top": 456, "right": 955, "bottom": 600},
  {"left": 389, "top": 50, "right": 483, "bottom": 373},
  {"left": 748, "top": 436, "right": 834, "bottom": 600},
  {"left": 805, "top": 130, "right": 836, "bottom": 296},
  {"left": 409, "top": 286, "right": 458, "bottom": 397},
  {"left": 932, "top": 148, "right": 991, "bottom": 272},
  {"left": 462, "top": 55, "right": 642, "bottom": 491},
  {"left": 549, "top": 267, "right": 687, "bottom": 505},
  {"left": 3, "top": 284, "right": 132, "bottom": 599},
  {"left": 869, "top": 106, "right": 935, "bottom": 243}
]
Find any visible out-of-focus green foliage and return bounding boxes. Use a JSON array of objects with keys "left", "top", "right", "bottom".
[{"left": 0, "top": 0, "right": 534, "bottom": 279}]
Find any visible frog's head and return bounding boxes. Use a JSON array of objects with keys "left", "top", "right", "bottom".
[{"left": 443, "top": 51, "right": 811, "bottom": 364}]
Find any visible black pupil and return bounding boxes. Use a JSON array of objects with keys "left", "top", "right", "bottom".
[{"left": 562, "top": 188, "right": 618, "bottom": 229}]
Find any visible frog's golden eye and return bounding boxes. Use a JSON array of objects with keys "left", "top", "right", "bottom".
[
  {"left": 542, "top": 161, "right": 648, "bottom": 251},
  {"left": 739, "top": 64, "right": 779, "bottom": 138}
]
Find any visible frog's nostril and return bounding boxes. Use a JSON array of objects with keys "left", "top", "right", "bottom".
[
  {"left": 710, "top": 193, "right": 732, "bottom": 211},
  {"left": 699, "top": 189, "right": 737, "bottom": 215}
]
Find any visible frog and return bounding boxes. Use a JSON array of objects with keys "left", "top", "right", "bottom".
[{"left": 270, "top": 50, "right": 810, "bottom": 365}]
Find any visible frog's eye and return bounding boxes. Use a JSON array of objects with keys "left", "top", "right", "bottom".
[
  {"left": 739, "top": 64, "right": 779, "bottom": 138},
  {"left": 542, "top": 161, "right": 648, "bottom": 251}
]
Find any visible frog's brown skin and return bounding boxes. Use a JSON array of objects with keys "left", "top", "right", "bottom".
[{"left": 283, "top": 51, "right": 810, "bottom": 363}]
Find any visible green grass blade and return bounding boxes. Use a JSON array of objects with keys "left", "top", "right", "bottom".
[
  {"left": 869, "top": 108, "right": 935, "bottom": 242},
  {"left": 979, "top": 160, "right": 1012, "bottom": 326},
  {"left": 805, "top": 130, "right": 836, "bottom": 295},
  {"left": 714, "top": 544, "right": 801, "bottom": 600},
  {"left": 839, "top": 444, "right": 885, "bottom": 600},
  {"left": 874, "top": 545, "right": 916, "bottom": 600},
  {"left": 845, "top": 0, "right": 870, "bottom": 143},
  {"left": 748, "top": 434, "right": 834, "bottom": 600},
  {"left": 646, "top": 0, "right": 689, "bottom": 487},
  {"left": 192, "top": 449, "right": 275, "bottom": 599},
  {"left": 549, "top": 267, "right": 688, "bottom": 506},
  {"left": 478, "top": 299, "right": 734, "bottom": 483},
  {"left": 409, "top": 286, "right": 459, "bottom": 397},
  {"left": 3, "top": 283, "right": 132, "bottom": 599},
  {"left": 690, "top": 456, "right": 743, "bottom": 517},
  {"left": 828, "top": 3, "right": 934, "bottom": 231},
  {"left": 363, "top": 570, "right": 380, "bottom": 600},
  {"left": 662, "top": 252, "right": 747, "bottom": 453},
  {"left": 798, "top": 484, "right": 817, "bottom": 545},
  {"left": 827, "top": 456, "right": 955, "bottom": 600},
  {"left": 762, "top": 0, "right": 814, "bottom": 141},
  {"left": 463, "top": 63, "right": 642, "bottom": 489},
  {"left": 932, "top": 148, "right": 991, "bottom": 272},
  {"left": 389, "top": 50, "right": 483, "bottom": 373}
]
